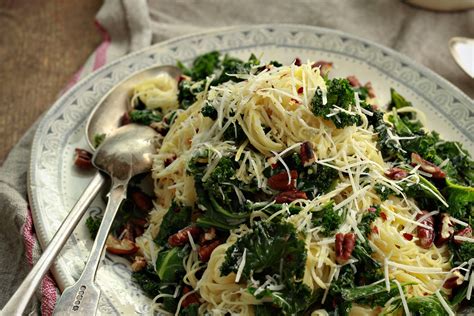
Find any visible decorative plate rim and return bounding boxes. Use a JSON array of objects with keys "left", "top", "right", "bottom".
[{"left": 28, "top": 23, "right": 473, "bottom": 300}]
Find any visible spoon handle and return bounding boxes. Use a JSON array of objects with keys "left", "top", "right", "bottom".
[
  {"left": 2, "top": 172, "right": 105, "bottom": 316},
  {"left": 53, "top": 183, "right": 127, "bottom": 315}
]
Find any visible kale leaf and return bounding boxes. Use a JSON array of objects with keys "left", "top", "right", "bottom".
[
  {"left": 341, "top": 281, "right": 401, "bottom": 308},
  {"left": 443, "top": 179, "right": 474, "bottom": 221},
  {"left": 312, "top": 201, "right": 345, "bottom": 236},
  {"left": 407, "top": 294, "right": 449, "bottom": 316},
  {"left": 178, "top": 79, "right": 205, "bottom": 109},
  {"left": 201, "top": 103, "right": 218, "bottom": 120},
  {"left": 154, "top": 201, "right": 192, "bottom": 246},
  {"left": 220, "top": 221, "right": 306, "bottom": 280},
  {"left": 131, "top": 265, "right": 162, "bottom": 298},
  {"left": 179, "top": 304, "right": 199, "bottom": 316},
  {"left": 129, "top": 109, "right": 163, "bottom": 125},
  {"left": 388, "top": 88, "right": 412, "bottom": 110},
  {"left": 93, "top": 133, "right": 106, "bottom": 148},
  {"left": 178, "top": 51, "right": 221, "bottom": 81},
  {"left": 155, "top": 247, "right": 189, "bottom": 283},
  {"left": 311, "top": 78, "right": 361, "bottom": 128},
  {"left": 85, "top": 216, "right": 101, "bottom": 239},
  {"left": 298, "top": 164, "right": 339, "bottom": 198}
]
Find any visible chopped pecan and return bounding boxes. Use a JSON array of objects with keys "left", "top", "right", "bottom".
[
  {"left": 297, "top": 87, "right": 304, "bottom": 94},
  {"left": 106, "top": 235, "right": 138, "bottom": 255},
  {"left": 130, "top": 190, "right": 154, "bottom": 212},
  {"left": 131, "top": 256, "right": 147, "bottom": 272},
  {"left": 384, "top": 167, "right": 408, "bottom": 180},
  {"left": 434, "top": 213, "right": 454, "bottom": 247},
  {"left": 74, "top": 148, "right": 93, "bottom": 170},
  {"left": 347, "top": 75, "right": 361, "bottom": 88},
  {"left": 300, "top": 141, "right": 317, "bottom": 167},
  {"left": 365, "top": 82, "right": 376, "bottom": 98},
  {"left": 181, "top": 286, "right": 200, "bottom": 308},
  {"left": 198, "top": 240, "right": 221, "bottom": 262},
  {"left": 312, "top": 60, "right": 333, "bottom": 76},
  {"left": 293, "top": 57, "right": 302, "bottom": 66},
  {"left": 335, "top": 233, "right": 356, "bottom": 263},
  {"left": 411, "top": 153, "right": 446, "bottom": 178},
  {"left": 454, "top": 226, "right": 472, "bottom": 245},
  {"left": 403, "top": 233, "right": 414, "bottom": 241},
  {"left": 416, "top": 211, "right": 435, "bottom": 249},
  {"left": 443, "top": 271, "right": 464, "bottom": 289},
  {"left": 267, "top": 170, "right": 298, "bottom": 191},
  {"left": 121, "top": 111, "right": 131, "bottom": 126},
  {"left": 275, "top": 190, "right": 308, "bottom": 203},
  {"left": 168, "top": 226, "right": 202, "bottom": 247}
]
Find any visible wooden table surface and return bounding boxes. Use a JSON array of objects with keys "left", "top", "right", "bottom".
[{"left": 0, "top": 0, "right": 103, "bottom": 164}]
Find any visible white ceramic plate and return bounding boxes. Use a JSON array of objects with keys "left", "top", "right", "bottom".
[{"left": 29, "top": 24, "right": 474, "bottom": 314}]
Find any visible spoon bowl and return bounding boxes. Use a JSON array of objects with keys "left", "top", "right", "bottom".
[{"left": 86, "top": 65, "right": 182, "bottom": 149}]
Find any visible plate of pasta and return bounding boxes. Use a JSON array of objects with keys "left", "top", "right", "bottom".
[{"left": 29, "top": 25, "right": 474, "bottom": 315}]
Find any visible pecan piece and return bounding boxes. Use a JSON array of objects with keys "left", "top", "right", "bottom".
[
  {"left": 454, "top": 226, "right": 472, "bottom": 245},
  {"left": 384, "top": 167, "right": 408, "bottom": 180},
  {"left": 434, "top": 213, "right": 454, "bottom": 247},
  {"left": 312, "top": 60, "right": 333, "bottom": 76},
  {"left": 74, "top": 148, "right": 93, "bottom": 170},
  {"left": 300, "top": 141, "right": 317, "bottom": 167},
  {"left": 131, "top": 256, "right": 147, "bottom": 272},
  {"left": 168, "top": 226, "right": 202, "bottom": 247},
  {"left": 130, "top": 190, "right": 153, "bottom": 212},
  {"left": 335, "top": 233, "right": 356, "bottom": 263},
  {"left": 416, "top": 211, "right": 435, "bottom": 249},
  {"left": 443, "top": 271, "right": 464, "bottom": 289},
  {"left": 267, "top": 170, "right": 298, "bottom": 191},
  {"left": 293, "top": 57, "right": 302, "bottom": 66},
  {"left": 275, "top": 190, "right": 308, "bottom": 203},
  {"left": 106, "top": 235, "right": 139, "bottom": 255},
  {"left": 198, "top": 240, "right": 221, "bottom": 262},
  {"left": 411, "top": 153, "right": 446, "bottom": 178},
  {"left": 181, "top": 286, "right": 200, "bottom": 308},
  {"left": 347, "top": 75, "right": 361, "bottom": 88}
]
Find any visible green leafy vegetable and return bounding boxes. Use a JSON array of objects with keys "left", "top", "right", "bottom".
[
  {"left": 129, "top": 109, "right": 163, "bottom": 125},
  {"left": 154, "top": 201, "right": 192, "bottom": 246},
  {"left": 93, "top": 133, "right": 106, "bottom": 148},
  {"left": 179, "top": 304, "right": 199, "bottom": 316},
  {"left": 201, "top": 103, "right": 218, "bottom": 120},
  {"left": 178, "top": 79, "right": 205, "bottom": 109},
  {"left": 312, "top": 201, "right": 344, "bottom": 236},
  {"left": 311, "top": 78, "right": 361, "bottom": 128},
  {"left": 178, "top": 51, "right": 221, "bottom": 81},
  {"left": 85, "top": 216, "right": 101, "bottom": 239},
  {"left": 155, "top": 247, "right": 189, "bottom": 283},
  {"left": 443, "top": 179, "right": 474, "bottom": 221},
  {"left": 341, "top": 281, "right": 401, "bottom": 308},
  {"left": 407, "top": 294, "right": 449, "bottom": 316},
  {"left": 131, "top": 265, "right": 162, "bottom": 298},
  {"left": 388, "top": 88, "right": 412, "bottom": 110},
  {"left": 298, "top": 164, "right": 339, "bottom": 197},
  {"left": 220, "top": 221, "right": 306, "bottom": 280}
]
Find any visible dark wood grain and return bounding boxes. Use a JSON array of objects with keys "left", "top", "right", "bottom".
[{"left": 0, "top": 0, "right": 103, "bottom": 164}]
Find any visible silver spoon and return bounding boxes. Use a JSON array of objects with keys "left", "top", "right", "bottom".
[
  {"left": 52, "top": 123, "right": 158, "bottom": 315},
  {"left": 1, "top": 65, "right": 181, "bottom": 315},
  {"left": 449, "top": 37, "right": 474, "bottom": 79}
]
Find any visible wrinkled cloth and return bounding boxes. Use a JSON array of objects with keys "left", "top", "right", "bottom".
[{"left": 0, "top": 0, "right": 472, "bottom": 314}]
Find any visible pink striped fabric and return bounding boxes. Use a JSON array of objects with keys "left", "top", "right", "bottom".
[{"left": 22, "top": 19, "right": 111, "bottom": 316}]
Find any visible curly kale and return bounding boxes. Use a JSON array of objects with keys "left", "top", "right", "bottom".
[
  {"left": 129, "top": 109, "right": 163, "bottom": 125},
  {"left": 407, "top": 295, "right": 450, "bottom": 316},
  {"left": 178, "top": 51, "right": 221, "bottom": 81},
  {"left": 374, "top": 183, "right": 396, "bottom": 201},
  {"left": 212, "top": 53, "right": 259, "bottom": 85},
  {"left": 201, "top": 103, "right": 218, "bottom": 120},
  {"left": 155, "top": 247, "right": 189, "bottom": 282},
  {"left": 298, "top": 164, "right": 339, "bottom": 198},
  {"left": 312, "top": 201, "right": 345, "bottom": 236},
  {"left": 220, "top": 221, "right": 312, "bottom": 315},
  {"left": 85, "top": 216, "right": 101, "bottom": 239},
  {"left": 220, "top": 221, "right": 306, "bottom": 280},
  {"left": 93, "top": 133, "right": 106, "bottom": 148},
  {"left": 388, "top": 88, "right": 412, "bottom": 110},
  {"left": 154, "top": 201, "right": 192, "bottom": 246},
  {"left": 178, "top": 79, "right": 205, "bottom": 109},
  {"left": 311, "top": 78, "right": 361, "bottom": 128},
  {"left": 443, "top": 179, "right": 474, "bottom": 221},
  {"left": 132, "top": 265, "right": 163, "bottom": 298}
]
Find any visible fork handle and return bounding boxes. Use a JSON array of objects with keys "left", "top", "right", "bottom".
[
  {"left": 1, "top": 172, "right": 105, "bottom": 316},
  {"left": 53, "top": 182, "right": 126, "bottom": 315}
]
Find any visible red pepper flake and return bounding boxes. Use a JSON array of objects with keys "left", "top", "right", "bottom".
[
  {"left": 297, "top": 87, "right": 304, "bottom": 94},
  {"left": 403, "top": 233, "right": 414, "bottom": 241},
  {"left": 371, "top": 226, "right": 379, "bottom": 234},
  {"left": 380, "top": 212, "right": 387, "bottom": 221},
  {"left": 293, "top": 57, "right": 302, "bottom": 66}
]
